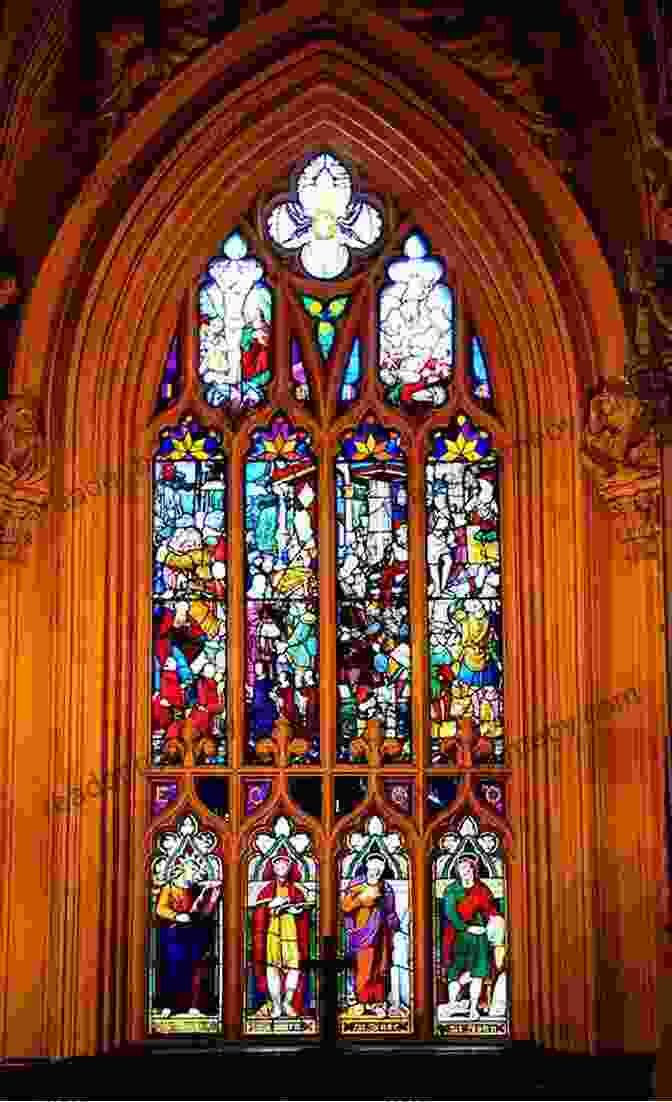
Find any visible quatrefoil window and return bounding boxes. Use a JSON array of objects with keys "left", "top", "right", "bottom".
[{"left": 266, "top": 153, "right": 384, "bottom": 278}]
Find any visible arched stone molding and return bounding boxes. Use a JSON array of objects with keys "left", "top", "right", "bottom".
[{"left": 4, "top": 1, "right": 663, "bottom": 1059}]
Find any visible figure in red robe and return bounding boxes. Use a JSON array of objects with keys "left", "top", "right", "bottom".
[{"left": 250, "top": 852, "right": 311, "bottom": 1018}]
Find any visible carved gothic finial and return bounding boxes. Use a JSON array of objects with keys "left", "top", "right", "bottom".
[
  {"left": 255, "top": 716, "right": 310, "bottom": 767},
  {"left": 0, "top": 394, "right": 50, "bottom": 561},
  {"left": 351, "top": 718, "right": 404, "bottom": 766}
]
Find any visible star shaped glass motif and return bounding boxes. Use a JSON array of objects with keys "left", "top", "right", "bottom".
[{"left": 266, "top": 153, "right": 384, "bottom": 278}]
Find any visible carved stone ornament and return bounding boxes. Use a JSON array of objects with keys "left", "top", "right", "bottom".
[
  {"left": 624, "top": 234, "right": 672, "bottom": 437},
  {"left": 581, "top": 380, "right": 661, "bottom": 559},
  {"left": 96, "top": 2, "right": 236, "bottom": 152},
  {"left": 381, "top": 11, "right": 571, "bottom": 169},
  {"left": 0, "top": 394, "right": 50, "bottom": 561}
]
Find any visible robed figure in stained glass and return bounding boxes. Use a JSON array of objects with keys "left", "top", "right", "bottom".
[
  {"left": 441, "top": 855, "right": 506, "bottom": 1020},
  {"left": 341, "top": 853, "right": 400, "bottom": 1016},
  {"left": 251, "top": 851, "right": 311, "bottom": 1018},
  {"left": 154, "top": 858, "right": 222, "bottom": 1018}
]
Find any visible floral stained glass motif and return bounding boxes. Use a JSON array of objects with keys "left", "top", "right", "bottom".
[
  {"left": 470, "top": 335, "right": 492, "bottom": 401},
  {"left": 152, "top": 416, "right": 227, "bottom": 767},
  {"left": 266, "top": 152, "right": 384, "bottom": 279},
  {"left": 426, "top": 415, "right": 502, "bottom": 765},
  {"left": 156, "top": 334, "right": 181, "bottom": 413},
  {"left": 378, "top": 232, "right": 453, "bottom": 414},
  {"left": 335, "top": 418, "right": 411, "bottom": 763},
  {"left": 245, "top": 416, "right": 319, "bottom": 764},
  {"left": 244, "top": 780, "right": 273, "bottom": 818},
  {"left": 340, "top": 338, "right": 363, "bottom": 408},
  {"left": 338, "top": 815, "right": 412, "bottom": 1034},
  {"left": 199, "top": 231, "right": 272, "bottom": 413},
  {"left": 148, "top": 813, "right": 224, "bottom": 1034},
  {"left": 300, "top": 294, "right": 350, "bottom": 360},
  {"left": 290, "top": 338, "right": 311, "bottom": 404},
  {"left": 244, "top": 816, "right": 319, "bottom": 1035},
  {"left": 433, "top": 815, "right": 508, "bottom": 1038},
  {"left": 383, "top": 780, "right": 413, "bottom": 816}
]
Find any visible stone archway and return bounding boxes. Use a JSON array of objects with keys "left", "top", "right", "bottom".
[{"left": 6, "top": 3, "right": 652, "bottom": 1058}]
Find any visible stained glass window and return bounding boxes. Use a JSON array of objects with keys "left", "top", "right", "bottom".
[
  {"left": 338, "top": 815, "right": 412, "bottom": 1033},
  {"left": 378, "top": 231, "right": 453, "bottom": 414},
  {"left": 199, "top": 231, "right": 272, "bottom": 413},
  {"left": 336, "top": 418, "right": 411, "bottom": 763},
  {"left": 146, "top": 150, "right": 508, "bottom": 1043},
  {"left": 244, "top": 416, "right": 319, "bottom": 764},
  {"left": 433, "top": 815, "right": 508, "bottom": 1038},
  {"left": 152, "top": 416, "right": 227, "bottom": 767},
  {"left": 148, "top": 813, "right": 224, "bottom": 1033},
  {"left": 427, "top": 416, "right": 502, "bottom": 765},
  {"left": 244, "top": 816, "right": 319, "bottom": 1034}
]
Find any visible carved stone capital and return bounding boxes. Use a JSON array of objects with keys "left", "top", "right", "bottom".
[
  {"left": 0, "top": 394, "right": 50, "bottom": 561},
  {"left": 581, "top": 380, "right": 662, "bottom": 558}
]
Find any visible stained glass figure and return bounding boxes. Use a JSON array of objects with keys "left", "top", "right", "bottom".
[
  {"left": 244, "top": 780, "right": 273, "bottom": 818},
  {"left": 300, "top": 294, "right": 350, "bottom": 360},
  {"left": 199, "top": 231, "right": 272, "bottom": 413},
  {"left": 470, "top": 335, "right": 492, "bottom": 401},
  {"left": 334, "top": 777, "right": 368, "bottom": 819},
  {"left": 244, "top": 816, "right": 319, "bottom": 1034},
  {"left": 245, "top": 416, "right": 319, "bottom": 763},
  {"left": 338, "top": 815, "right": 412, "bottom": 1034},
  {"left": 433, "top": 815, "right": 508, "bottom": 1038},
  {"left": 152, "top": 416, "right": 227, "bottom": 767},
  {"left": 148, "top": 813, "right": 224, "bottom": 1034},
  {"left": 152, "top": 780, "right": 179, "bottom": 819},
  {"left": 336, "top": 418, "right": 411, "bottom": 762},
  {"left": 290, "top": 337, "right": 311, "bottom": 404},
  {"left": 340, "top": 338, "right": 363, "bottom": 408},
  {"left": 195, "top": 777, "right": 229, "bottom": 820},
  {"left": 427, "top": 777, "right": 460, "bottom": 819},
  {"left": 378, "top": 231, "right": 453, "bottom": 413},
  {"left": 267, "top": 153, "right": 384, "bottom": 279},
  {"left": 288, "top": 777, "right": 322, "bottom": 820},
  {"left": 156, "top": 334, "right": 181, "bottom": 413},
  {"left": 383, "top": 780, "right": 413, "bottom": 816},
  {"left": 426, "top": 415, "right": 502, "bottom": 765}
]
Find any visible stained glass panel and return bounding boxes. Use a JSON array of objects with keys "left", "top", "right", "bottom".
[
  {"left": 151, "top": 780, "right": 179, "bottom": 819},
  {"left": 243, "top": 779, "right": 273, "bottom": 818},
  {"left": 426, "top": 415, "right": 502, "bottom": 765},
  {"left": 427, "top": 777, "right": 460, "bottom": 819},
  {"left": 267, "top": 153, "right": 384, "bottom": 278},
  {"left": 338, "top": 815, "right": 412, "bottom": 1034},
  {"left": 433, "top": 815, "right": 508, "bottom": 1038},
  {"left": 148, "top": 813, "right": 224, "bottom": 1034},
  {"left": 290, "top": 337, "right": 311, "bottom": 404},
  {"left": 383, "top": 779, "right": 414, "bottom": 816},
  {"left": 334, "top": 777, "right": 368, "bottom": 819},
  {"left": 152, "top": 416, "right": 227, "bottom": 767},
  {"left": 378, "top": 231, "right": 453, "bottom": 414},
  {"left": 156, "top": 333, "right": 181, "bottom": 413},
  {"left": 244, "top": 816, "right": 319, "bottom": 1034},
  {"left": 300, "top": 294, "right": 350, "bottom": 360},
  {"left": 340, "top": 337, "right": 363, "bottom": 408},
  {"left": 335, "top": 417, "right": 411, "bottom": 763},
  {"left": 199, "top": 231, "right": 272, "bottom": 413},
  {"left": 470, "top": 335, "right": 492, "bottom": 400},
  {"left": 245, "top": 416, "right": 319, "bottom": 763}
]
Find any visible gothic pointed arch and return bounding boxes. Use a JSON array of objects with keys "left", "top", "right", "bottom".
[{"left": 10, "top": 4, "right": 656, "bottom": 1058}]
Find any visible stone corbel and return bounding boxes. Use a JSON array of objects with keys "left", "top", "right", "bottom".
[
  {"left": 0, "top": 394, "right": 50, "bottom": 561},
  {"left": 580, "top": 380, "right": 662, "bottom": 560}
]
